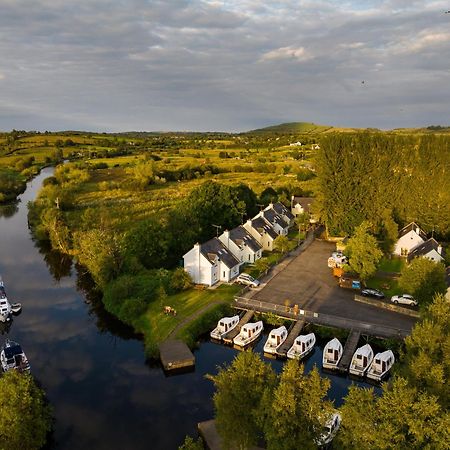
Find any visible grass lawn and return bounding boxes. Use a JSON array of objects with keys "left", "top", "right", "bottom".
[
  {"left": 141, "top": 283, "right": 240, "bottom": 351},
  {"left": 378, "top": 257, "right": 405, "bottom": 273},
  {"left": 365, "top": 277, "right": 402, "bottom": 298}
]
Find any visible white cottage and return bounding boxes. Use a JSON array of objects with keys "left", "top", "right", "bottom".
[
  {"left": 393, "top": 222, "right": 427, "bottom": 257},
  {"left": 258, "top": 209, "right": 289, "bottom": 235},
  {"left": 407, "top": 238, "right": 445, "bottom": 264},
  {"left": 243, "top": 217, "right": 278, "bottom": 251},
  {"left": 267, "top": 202, "right": 295, "bottom": 227},
  {"left": 218, "top": 226, "right": 262, "bottom": 264},
  {"left": 291, "top": 196, "right": 317, "bottom": 223},
  {"left": 183, "top": 238, "right": 240, "bottom": 286}
]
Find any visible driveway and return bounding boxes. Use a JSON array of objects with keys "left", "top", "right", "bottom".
[{"left": 247, "top": 240, "right": 417, "bottom": 333}]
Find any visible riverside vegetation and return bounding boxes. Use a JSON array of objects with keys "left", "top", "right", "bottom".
[{"left": 2, "top": 125, "right": 447, "bottom": 356}]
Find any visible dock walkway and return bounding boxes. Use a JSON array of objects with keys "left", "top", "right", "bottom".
[
  {"left": 337, "top": 330, "right": 361, "bottom": 373},
  {"left": 159, "top": 339, "right": 195, "bottom": 371},
  {"left": 276, "top": 319, "right": 305, "bottom": 357},
  {"left": 222, "top": 310, "right": 254, "bottom": 344}
]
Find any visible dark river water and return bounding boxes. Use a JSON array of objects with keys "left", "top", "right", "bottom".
[{"left": 0, "top": 167, "right": 379, "bottom": 449}]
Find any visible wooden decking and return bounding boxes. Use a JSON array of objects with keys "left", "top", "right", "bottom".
[
  {"left": 222, "top": 310, "right": 254, "bottom": 344},
  {"left": 159, "top": 339, "right": 195, "bottom": 371},
  {"left": 276, "top": 319, "right": 305, "bottom": 357},
  {"left": 337, "top": 330, "right": 361, "bottom": 373}
]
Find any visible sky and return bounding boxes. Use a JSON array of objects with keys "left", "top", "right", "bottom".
[{"left": 0, "top": 0, "right": 449, "bottom": 132}]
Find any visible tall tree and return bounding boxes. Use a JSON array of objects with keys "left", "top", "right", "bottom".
[{"left": 344, "top": 221, "right": 383, "bottom": 281}]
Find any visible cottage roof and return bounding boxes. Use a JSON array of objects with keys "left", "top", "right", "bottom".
[
  {"left": 399, "top": 222, "right": 427, "bottom": 241},
  {"left": 200, "top": 238, "right": 240, "bottom": 269},
  {"left": 292, "top": 196, "right": 315, "bottom": 213},
  {"left": 262, "top": 209, "right": 288, "bottom": 229},
  {"left": 272, "top": 202, "right": 294, "bottom": 220},
  {"left": 228, "top": 226, "right": 262, "bottom": 253},
  {"left": 407, "top": 238, "right": 444, "bottom": 262},
  {"left": 251, "top": 217, "right": 278, "bottom": 240}
]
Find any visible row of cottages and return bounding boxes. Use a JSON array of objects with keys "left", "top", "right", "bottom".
[
  {"left": 183, "top": 202, "right": 294, "bottom": 286},
  {"left": 393, "top": 222, "right": 445, "bottom": 263}
]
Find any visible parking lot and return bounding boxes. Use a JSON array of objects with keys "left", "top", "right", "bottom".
[{"left": 247, "top": 240, "right": 417, "bottom": 333}]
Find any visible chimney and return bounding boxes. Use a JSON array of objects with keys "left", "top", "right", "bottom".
[
  {"left": 415, "top": 226, "right": 420, "bottom": 235},
  {"left": 437, "top": 245, "right": 442, "bottom": 255}
]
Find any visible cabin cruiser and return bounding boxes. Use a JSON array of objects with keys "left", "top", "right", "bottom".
[
  {"left": 263, "top": 326, "right": 288, "bottom": 354},
  {"left": 1, "top": 339, "right": 30, "bottom": 373},
  {"left": 0, "top": 281, "right": 12, "bottom": 323},
  {"left": 210, "top": 315, "right": 240, "bottom": 340},
  {"left": 367, "top": 350, "right": 395, "bottom": 381},
  {"left": 315, "top": 412, "right": 342, "bottom": 446},
  {"left": 349, "top": 344, "right": 374, "bottom": 376},
  {"left": 233, "top": 321, "right": 263, "bottom": 347},
  {"left": 287, "top": 332, "right": 316, "bottom": 360},
  {"left": 322, "top": 338, "right": 343, "bottom": 370}
]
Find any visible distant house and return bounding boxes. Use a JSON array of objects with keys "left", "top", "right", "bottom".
[
  {"left": 183, "top": 238, "right": 240, "bottom": 286},
  {"left": 393, "top": 222, "right": 427, "bottom": 257},
  {"left": 258, "top": 209, "right": 289, "bottom": 236},
  {"left": 289, "top": 142, "right": 302, "bottom": 147},
  {"left": 218, "top": 226, "right": 262, "bottom": 264},
  {"left": 244, "top": 217, "right": 278, "bottom": 251},
  {"left": 406, "top": 238, "right": 445, "bottom": 264},
  {"left": 270, "top": 202, "right": 295, "bottom": 227},
  {"left": 291, "top": 196, "right": 317, "bottom": 223}
]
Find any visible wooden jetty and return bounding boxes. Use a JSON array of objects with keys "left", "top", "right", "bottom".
[
  {"left": 159, "top": 339, "right": 195, "bottom": 371},
  {"left": 276, "top": 319, "right": 305, "bottom": 357},
  {"left": 222, "top": 310, "right": 254, "bottom": 344},
  {"left": 198, "top": 419, "right": 264, "bottom": 450},
  {"left": 337, "top": 329, "right": 361, "bottom": 373}
]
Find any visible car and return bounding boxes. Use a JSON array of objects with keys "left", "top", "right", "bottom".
[
  {"left": 391, "top": 294, "right": 417, "bottom": 306},
  {"left": 235, "top": 273, "right": 260, "bottom": 287},
  {"left": 361, "top": 288, "right": 385, "bottom": 299}
]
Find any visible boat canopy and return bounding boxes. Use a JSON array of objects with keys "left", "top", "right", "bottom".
[{"left": 4, "top": 344, "right": 23, "bottom": 359}]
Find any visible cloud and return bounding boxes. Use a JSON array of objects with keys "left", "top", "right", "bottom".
[{"left": 0, "top": 0, "right": 448, "bottom": 131}]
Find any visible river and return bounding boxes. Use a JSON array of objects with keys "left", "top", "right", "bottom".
[{"left": 0, "top": 167, "right": 379, "bottom": 449}]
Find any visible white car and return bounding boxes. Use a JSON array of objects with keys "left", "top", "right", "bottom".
[
  {"left": 235, "top": 273, "right": 260, "bottom": 287},
  {"left": 391, "top": 294, "right": 417, "bottom": 306}
]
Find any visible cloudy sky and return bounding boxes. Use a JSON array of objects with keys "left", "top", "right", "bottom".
[{"left": 0, "top": 0, "right": 449, "bottom": 132}]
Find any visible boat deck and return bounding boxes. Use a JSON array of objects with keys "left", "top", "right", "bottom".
[
  {"left": 276, "top": 319, "right": 305, "bottom": 357},
  {"left": 222, "top": 310, "right": 254, "bottom": 344},
  {"left": 337, "top": 330, "right": 361, "bottom": 373}
]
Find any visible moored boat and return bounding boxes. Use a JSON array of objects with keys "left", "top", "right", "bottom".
[
  {"left": 263, "top": 326, "right": 288, "bottom": 354},
  {"left": 210, "top": 315, "right": 240, "bottom": 340},
  {"left": 0, "top": 281, "right": 12, "bottom": 323},
  {"left": 322, "top": 338, "right": 343, "bottom": 370},
  {"left": 287, "top": 332, "right": 316, "bottom": 360},
  {"left": 315, "top": 412, "right": 342, "bottom": 446},
  {"left": 10, "top": 303, "right": 22, "bottom": 314},
  {"left": 349, "top": 343, "right": 373, "bottom": 376},
  {"left": 1, "top": 339, "right": 31, "bottom": 373},
  {"left": 367, "top": 350, "right": 395, "bottom": 381},
  {"left": 233, "top": 321, "right": 263, "bottom": 347}
]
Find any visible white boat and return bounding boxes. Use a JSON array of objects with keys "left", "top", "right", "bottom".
[
  {"left": 263, "top": 326, "right": 288, "bottom": 354},
  {"left": 322, "top": 338, "right": 343, "bottom": 370},
  {"left": 287, "top": 332, "right": 316, "bottom": 360},
  {"left": 367, "top": 350, "right": 395, "bottom": 381},
  {"left": 210, "top": 315, "right": 240, "bottom": 340},
  {"left": 1, "top": 339, "right": 31, "bottom": 373},
  {"left": 0, "top": 281, "right": 11, "bottom": 323},
  {"left": 349, "top": 343, "right": 374, "bottom": 376},
  {"left": 11, "top": 303, "right": 22, "bottom": 314},
  {"left": 315, "top": 412, "right": 342, "bottom": 446},
  {"left": 233, "top": 321, "right": 263, "bottom": 347}
]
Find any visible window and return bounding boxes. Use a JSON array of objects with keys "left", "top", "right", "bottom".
[{"left": 223, "top": 271, "right": 225, "bottom": 278}]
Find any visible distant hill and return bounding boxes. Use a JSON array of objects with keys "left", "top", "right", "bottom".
[{"left": 246, "top": 122, "right": 354, "bottom": 134}]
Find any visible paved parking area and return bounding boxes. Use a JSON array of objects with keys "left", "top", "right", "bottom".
[{"left": 248, "top": 240, "right": 417, "bottom": 333}]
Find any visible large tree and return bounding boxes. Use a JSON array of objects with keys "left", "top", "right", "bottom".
[
  {"left": 0, "top": 371, "right": 52, "bottom": 450},
  {"left": 398, "top": 257, "right": 447, "bottom": 305},
  {"left": 344, "top": 221, "right": 383, "bottom": 282},
  {"left": 207, "top": 351, "right": 276, "bottom": 450}
]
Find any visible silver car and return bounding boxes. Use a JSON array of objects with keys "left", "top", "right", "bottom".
[
  {"left": 391, "top": 294, "right": 417, "bottom": 306},
  {"left": 235, "top": 273, "right": 260, "bottom": 287}
]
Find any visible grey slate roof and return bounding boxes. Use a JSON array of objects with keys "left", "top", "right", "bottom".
[
  {"left": 228, "top": 226, "right": 262, "bottom": 253},
  {"left": 399, "top": 222, "right": 427, "bottom": 241},
  {"left": 200, "top": 238, "right": 240, "bottom": 269},
  {"left": 292, "top": 196, "right": 315, "bottom": 213},
  {"left": 262, "top": 209, "right": 288, "bottom": 230},
  {"left": 272, "top": 202, "right": 294, "bottom": 220},
  {"left": 251, "top": 217, "right": 278, "bottom": 240},
  {"left": 407, "top": 238, "right": 444, "bottom": 262}
]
